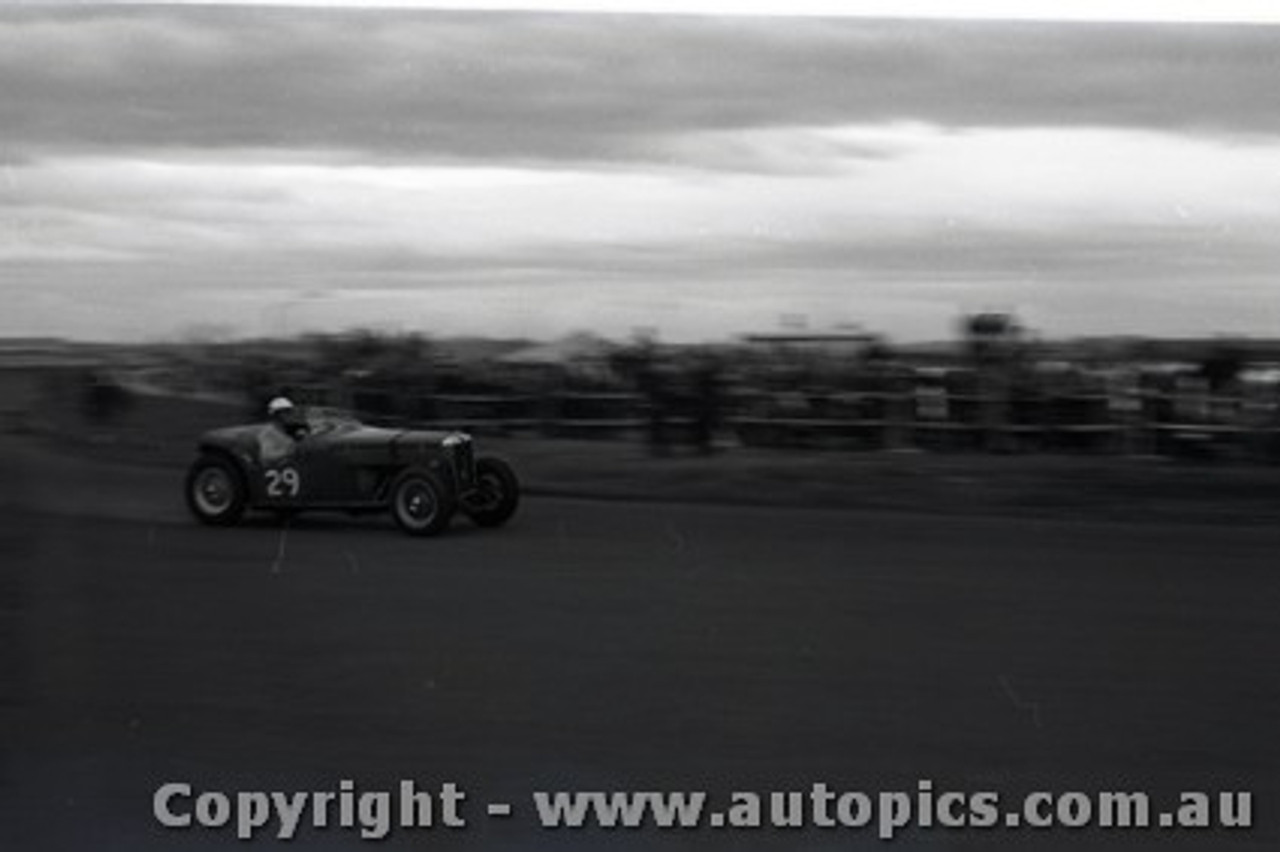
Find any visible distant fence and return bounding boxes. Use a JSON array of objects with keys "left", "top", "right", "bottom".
[{"left": 295, "top": 384, "right": 1280, "bottom": 459}]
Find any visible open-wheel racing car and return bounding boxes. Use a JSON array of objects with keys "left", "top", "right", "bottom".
[{"left": 184, "top": 406, "right": 519, "bottom": 536}]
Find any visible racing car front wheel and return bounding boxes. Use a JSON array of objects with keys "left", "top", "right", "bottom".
[
  {"left": 390, "top": 469, "right": 455, "bottom": 536},
  {"left": 462, "top": 456, "right": 520, "bottom": 528},
  {"left": 185, "top": 454, "right": 247, "bottom": 527}
]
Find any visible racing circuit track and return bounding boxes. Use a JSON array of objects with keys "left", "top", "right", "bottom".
[{"left": 2, "top": 437, "right": 1278, "bottom": 850}]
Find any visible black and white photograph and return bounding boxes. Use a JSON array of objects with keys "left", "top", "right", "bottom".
[{"left": 2, "top": 1, "right": 1278, "bottom": 849}]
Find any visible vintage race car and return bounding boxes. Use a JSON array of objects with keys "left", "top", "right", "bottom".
[{"left": 184, "top": 408, "right": 519, "bottom": 535}]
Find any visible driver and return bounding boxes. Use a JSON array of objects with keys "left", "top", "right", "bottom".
[{"left": 262, "top": 396, "right": 306, "bottom": 461}]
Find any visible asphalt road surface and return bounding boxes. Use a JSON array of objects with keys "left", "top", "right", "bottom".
[{"left": 2, "top": 439, "right": 1278, "bottom": 850}]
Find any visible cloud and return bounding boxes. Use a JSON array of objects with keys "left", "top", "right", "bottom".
[
  {"left": 3, "top": 9, "right": 1280, "bottom": 168},
  {"left": 10, "top": 125, "right": 1277, "bottom": 265},
  {"left": 4, "top": 7, "right": 1280, "bottom": 342},
  {"left": 5, "top": 122, "right": 1280, "bottom": 341}
]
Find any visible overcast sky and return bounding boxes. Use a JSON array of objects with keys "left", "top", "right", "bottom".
[{"left": 3, "top": 5, "right": 1280, "bottom": 342}]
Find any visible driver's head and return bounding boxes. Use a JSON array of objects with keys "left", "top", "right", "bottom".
[{"left": 266, "top": 396, "right": 296, "bottom": 425}]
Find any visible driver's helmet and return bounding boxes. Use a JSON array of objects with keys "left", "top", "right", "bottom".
[{"left": 267, "top": 396, "right": 295, "bottom": 420}]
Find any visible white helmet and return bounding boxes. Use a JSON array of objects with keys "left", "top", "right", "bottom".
[{"left": 267, "top": 396, "right": 295, "bottom": 417}]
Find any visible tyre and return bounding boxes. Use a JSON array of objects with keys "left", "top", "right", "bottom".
[
  {"left": 185, "top": 454, "right": 247, "bottom": 527},
  {"left": 463, "top": 456, "right": 520, "bottom": 528},
  {"left": 389, "top": 469, "right": 455, "bottom": 536}
]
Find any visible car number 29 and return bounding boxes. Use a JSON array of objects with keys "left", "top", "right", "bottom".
[{"left": 265, "top": 467, "right": 301, "bottom": 498}]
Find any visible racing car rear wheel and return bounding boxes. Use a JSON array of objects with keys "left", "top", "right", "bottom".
[
  {"left": 390, "top": 469, "right": 454, "bottom": 536},
  {"left": 462, "top": 456, "right": 520, "bottom": 528},
  {"left": 185, "top": 454, "right": 247, "bottom": 526}
]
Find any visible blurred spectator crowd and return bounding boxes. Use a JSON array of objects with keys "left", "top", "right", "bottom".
[{"left": 37, "top": 316, "right": 1280, "bottom": 462}]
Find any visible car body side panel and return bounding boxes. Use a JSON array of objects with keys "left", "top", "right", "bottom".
[{"left": 196, "top": 420, "right": 470, "bottom": 510}]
